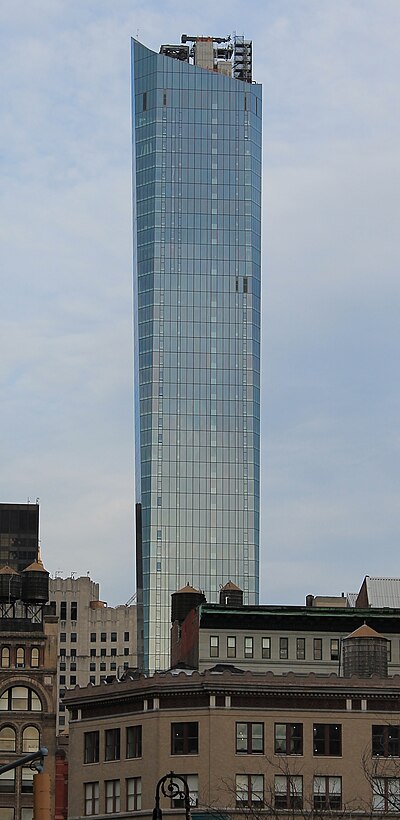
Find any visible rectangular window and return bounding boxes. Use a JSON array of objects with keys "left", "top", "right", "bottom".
[
  {"left": 105, "top": 728, "right": 120, "bottom": 761},
  {"left": 100, "top": 648, "right": 106, "bottom": 657},
  {"left": 142, "top": 92, "right": 147, "bottom": 112},
  {"left": 171, "top": 723, "right": 198, "bottom": 755},
  {"left": 236, "top": 774, "right": 263, "bottom": 807},
  {"left": 84, "top": 782, "right": 99, "bottom": 816},
  {"left": 314, "top": 776, "right": 342, "bottom": 810},
  {"left": 210, "top": 636, "right": 219, "bottom": 658},
  {"left": 70, "top": 633, "right": 77, "bottom": 643},
  {"left": 313, "top": 724, "right": 342, "bottom": 756},
  {"left": 70, "top": 676, "right": 76, "bottom": 685},
  {"left": 84, "top": 732, "right": 99, "bottom": 764},
  {"left": 101, "top": 633, "right": 106, "bottom": 642},
  {"left": 243, "top": 277, "right": 248, "bottom": 293},
  {"left": 111, "top": 632, "right": 117, "bottom": 642},
  {"left": 124, "top": 647, "right": 129, "bottom": 656},
  {"left": 227, "top": 636, "right": 236, "bottom": 658},
  {"left": 372, "top": 725, "right": 400, "bottom": 757},
  {"left": 274, "top": 723, "right": 303, "bottom": 755},
  {"left": 275, "top": 775, "right": 303, "bottom": 809},
  {"left": 296, "top": 637, "right": 305, "bottom": 660},
  {"left": 236, "top": 723, "right": 264, "bottom": 754},
  {"left": 244, "top": 637, "right": 253, "bottom": 658},
  {"left": 279, "top": 637, "right": 288, "bottom": 659},
  {"left": 60, "top": 633, "right": 66, "bottom": 643},
  {"left": 314, "top": 638, "right": 323, "bottom": 660},
  {"left": 60, "top": 602, "right": 67, "bottom": 621},
  {"left": 373, "top": 778, "right": 400, "bottom": 812},
  {"left": 105, "top": 780, "right": 120, "bottom": 814},
  {"left": 126, "top": 777, "right": 141, "bottom": 811},
  {"left": 90, "top": 649, "right": 96, "bottom": 658},
  {"left": 90, "top": 633, "right": 96, "bottom": 642},
  {"left": 124, "top": 632, "right": 129, "bottom": 642},
  {"left": 126, "top": 726, "right": 142, "bottom": 759},
  {"left": 71, "top": 601, "right": 78, "bottom": 620},
  {"left": 172, "top": 774, "right": 198, "bottom": 808},
  {"left": 262, "top": 637, "right": 271, "bottom": 659},
  {"left": 330, "top": 638, "right": 339, "bottom": 661}
]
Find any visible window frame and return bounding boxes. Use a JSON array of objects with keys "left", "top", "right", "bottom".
[
  {"left": 274, "top": 775, "right": 303, "bottom": 810},
  {"left": 236, "top": 774, "right": 264, "bottom": 807},
  {"left": 236, "top": 722, "right": 264, "bottom": 754},
  {"left": 84, "top": 731, "right": 99, "bottom": 764},
  {"left": 126, "top": 725, "right": 142, "bottom": 759},
  {"left": 104, "top": 728, "right": 120, "bottom": 762},
  {"left": 171, "top": 722, "right": 198, "bottom": 755},
  {"left": 313, "top": 775, "right": 342, "bottom": 810},
  {"left": 274, "top": 723, "right": 303, "bottom": 755},
  {"left": 313, "top": 723, "right": 342, "bottom": 756},
  {"left": 372, "top": 725, "right": 400, "bottom": 758}
]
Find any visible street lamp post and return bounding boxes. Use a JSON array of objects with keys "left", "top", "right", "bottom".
[{"left": 153, "top": 772, "right": 191, "bottom": 820}]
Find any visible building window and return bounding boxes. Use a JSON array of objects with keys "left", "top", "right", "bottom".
[
  {"left": 236, "top": 723, "right": 264, "bottom": 754},
  {"left": 127, "top": 725, "right": 142, "bottom": 759},
  {"left": 236, "top": 774, "right": 263, "bottom": 807},
  {"left": 90, "top": 649, "right": 96, "bottom": 658},
  {"left": 296, "top": 637, "right": 305, "bottom": 660},
  {"left": 100, "top": 648, "right": 106, "bottom": 657},
  {"left": 1, "top": 647, "right": 10, "bottom": 668},
  {"left": 172, "top": 775, "right": 198, "bottom": 808},
  {"left": 84, "top": 732, "right": 99, "bottom": 764},
  {"left": 330, "top": 639, "right": 339, "bottom": 661},
  {"left": 60, "top": 602, "right": 67, "bottom": 621},
  {"left": 313, "top": 638, "right": 323, "bottom": 660},
  {"left": 0, "top": 770, "right": 15, "bottom": 793},
  {"left": 89, "top": 676, "right": 95, "bottom": 684},
  {"left": 22, "top": 726, "right": 40, "bottom": 753},
  {"left": 275, "top": 776, "right": 303, "bottom": 809},
  {"left": 111, "top": 632, "right": 117, "bottom": 642},
  {"left": 70, "top": 662, "right": 77, "bottom": 671},
  {"left": 89, "top": 663, "right": 95, "bottom": 672},
  {"left": 314, "top": 776, "right": 342, "bottom": 810},
  {"left": 126, "top": 777, "right": 141, "bottom": 811},
  {"left": 279, "top": 637, "right": 288, "bottom": 659},
  {"left": 0, "top": 727, "right": 16, "bottom": 752},
  {"left": 171, "top": 723, "right": 198, "bottom": 755},
  {"left": 372, "top": 725, "right": 400, "bottom": 757},
  {"left": 16, "top": 647, "right": 25, "bottom": 668},
  {"left": 70, "top": 676, "right": 76, "bottom": 686},
  {"left": 110, "top": 648, "right": 117, "bottom": 657},
  {"left": 101, "top": 633, "right": 106, "bottom": 642},
  {"left": 0, "top": 687, "right": 41, "bottom": 712},
  {"left": 21, "top": 766, "right": 34, "bottom": 793},
  {"left": 262, "top": 637, "right": 271, "bottom": 659},
  {"left": 30, "top": 647, "right": 40, "bottom": 668},
  {"left": 373, "top": 778, "right": 400, "bottom": 811},
  {"left": 105, "top": 728, "right": 120, "bottom": 761},
  {"left": 84, "top": 782, "right": 99, "bottom": 816},
  {"left": 60, "top": 633, "right": 66, "bottom": 643},
  {"left": 59, "top": 676, "right": 65, "bottom": 685},
  {"left": 124, "top": 647, "right": 129, "bottom": 656},
  {"left": 0, "top": 810, "right": 14, "bottom": 820},
  {"left": 60, "top": 648, "right": 66, "bottom": 657},
  {"left": 71, "top": 601, "right": 78, "bottom": 620},
  {"left": 142, "top": 92, "right": 147, "bottom": 112},
  {"left": 227, "top": 636, "right": 236, "bottom": 658},
  {"left": 244, "top": 637, "right": 253, "bottom": 658},
  {"left": 313, "top": 724, "right": 342, "bottom": 756},
  {"left": 70, "top": 633, "right": 77, "bottom": 643},
  {"left": 105, "top": 780, "right": 120, "bottom": 814},
  {"left": 90, "top": 633, "right": 96, "bottom": 642},
  {"left": 275, "top": 723, "right": 303, "bottom": 755},
  {"left": 100, "top": 662, "right": 106, "bottom": 672},
  {"left": 210, "top": 636, "right": 219, "bottom": 657},
  {"left": 71, "top": 648, "right": 76, "bottom": 657},
  {"left": 124, "top": 632, "right": 129, "bottom": 642},
  {"left": 59, "top": 716, "right": 65, "bottom": 726}
]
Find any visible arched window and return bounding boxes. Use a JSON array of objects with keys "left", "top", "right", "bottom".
[
  {"left": 0, "top": 647, "right": 10, "bottom": 668},
  {"left": 30, "top": 648, "right": 40, "bottom": 668},
  {"left": 0, "top": 726, "right": 16, "bottom": 752},
  {"left": 16, "top": 647, "right": 25, "bottom": 668},
  {"left": 0, "top": 687, "right": 42, "bottom": 712},
  {"left": 22, "top": 726, "right": 40, "bottom": 753}
]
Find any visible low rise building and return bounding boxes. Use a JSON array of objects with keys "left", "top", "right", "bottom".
[
  {"left": 171, "top": 582, "right": 400, "bottom": 675},
  {"left": 0, "top": 559, "right": 58, "bottom": 820},
  {"left": 49, "top": 576, "right": 137, "bottom": 732},
  {"left": 65, "top": 660, "right": 400, "bottom": 819}
]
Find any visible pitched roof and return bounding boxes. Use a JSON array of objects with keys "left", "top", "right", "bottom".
[{"left": 345, "top": 624, "right": 386, "bottom": 640}]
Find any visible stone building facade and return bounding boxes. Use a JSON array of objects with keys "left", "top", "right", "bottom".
[{"left": 65, "top": 667, "right": 400, "bottom": 819}]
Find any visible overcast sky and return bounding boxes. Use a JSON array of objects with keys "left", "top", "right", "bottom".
[{"left": 1, "top": 0, "right": 400, "bottom": 605}]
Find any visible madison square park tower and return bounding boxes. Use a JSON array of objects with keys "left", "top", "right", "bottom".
[{"left": 132, "top": 34, "right": 261, "bottom": 671}]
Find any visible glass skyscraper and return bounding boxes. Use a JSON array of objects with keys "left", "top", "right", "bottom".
[{"left": 132, "top": 34, "right": 262, "bottom": 672}]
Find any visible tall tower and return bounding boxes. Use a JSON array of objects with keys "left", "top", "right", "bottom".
[{"left": 132, "top": 34, "right": 262, "bottom": 671}]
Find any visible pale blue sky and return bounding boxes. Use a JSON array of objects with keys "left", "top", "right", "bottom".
[{"left": 1, "top": 0, "right": 400, "bottom": 604}]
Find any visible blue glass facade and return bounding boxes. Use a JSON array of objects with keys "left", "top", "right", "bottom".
[{"left": 132, "top": 38, "right": 262, "bottom": 671}]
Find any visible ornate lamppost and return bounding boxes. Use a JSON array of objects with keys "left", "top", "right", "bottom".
[{"left": 153, "top": 772, "right": 191, "bottom": 820}]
